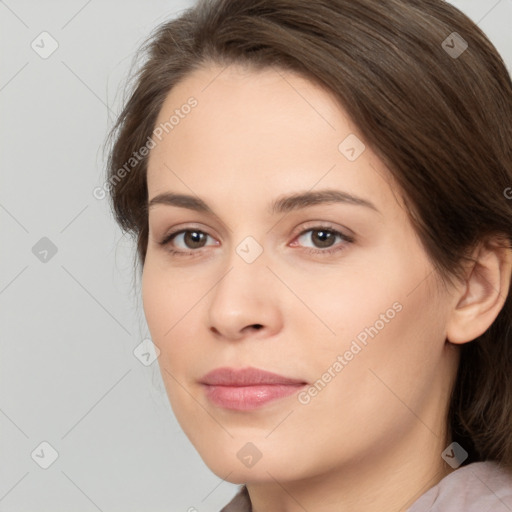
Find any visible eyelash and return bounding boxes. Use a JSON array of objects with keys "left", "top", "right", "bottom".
[{"left": 158, "top": 225, "right": 354, "bottom": 258}]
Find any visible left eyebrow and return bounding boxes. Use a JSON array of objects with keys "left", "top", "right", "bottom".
[
  {"left": 147, "top": 189, "right": 380, "bottom": 215},
  {"left": 271, "top": 189, "right": 380, "bottom": 215}
]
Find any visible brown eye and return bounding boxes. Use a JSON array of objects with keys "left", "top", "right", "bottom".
[
  {"left": 181, "top": 230, "right": 207, "bottom": 249},
  {"left": 297, "top": 228, "right": 339, "bottom": 249},
  {"left": 310, "top": 229, "right": 336, "bottom": 248},
  {"left": 161, "top": 229, "right": 215, "bottom": 251},
  {"left": 293, "top": 226, "right": 354, "bottom": 256}
]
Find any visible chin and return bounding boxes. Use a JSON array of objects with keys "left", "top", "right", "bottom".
[{"left": 194, "top": 439, "right": 314, "bottom": 485}]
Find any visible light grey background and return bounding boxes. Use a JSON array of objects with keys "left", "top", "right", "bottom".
[{"left": 1, "top": 1, "right": 511, "bottom": 511}]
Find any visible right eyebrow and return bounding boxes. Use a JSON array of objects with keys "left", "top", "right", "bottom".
[{"left": 148, "top": 192, "right": 213, "bottom": 213}]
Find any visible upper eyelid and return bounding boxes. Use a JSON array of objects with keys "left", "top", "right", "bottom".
[{"left": 164, "top": 222, "right": 346, "bottom": 237}]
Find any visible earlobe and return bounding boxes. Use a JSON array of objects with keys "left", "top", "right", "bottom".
[{"left": 446, "top": 238, "right": 512, "bottom": 345}]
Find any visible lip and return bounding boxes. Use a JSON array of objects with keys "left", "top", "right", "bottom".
[{"left": 200, "top": 366, "right": 307, "bottom": 410}]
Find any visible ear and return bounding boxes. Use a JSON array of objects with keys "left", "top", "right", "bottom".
[{"left": 446, "top": 237, "right": 512, "bottom": 345}]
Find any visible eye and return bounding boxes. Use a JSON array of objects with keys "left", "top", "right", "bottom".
[
  {"left": 291, "top": 226, "right": 354, "bottom": 255},
  {"left": 158, "top": 225, "right": 354, "bottom": 258},
  {"left": 159, "top": 229, "right": 218, "bottom": 257}
]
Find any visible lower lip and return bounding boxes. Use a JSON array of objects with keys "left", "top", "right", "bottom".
[{"left": 202, "top": 383, "right": 306, "bottom": 410}]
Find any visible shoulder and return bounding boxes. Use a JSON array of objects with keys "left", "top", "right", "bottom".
[{"left": 408, "top": 461, "right": 512, "bottom": 512}]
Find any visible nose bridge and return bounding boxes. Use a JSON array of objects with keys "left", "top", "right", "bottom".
[
  {"left": 215, "top": 234, "right": 268, "bottom": 303},
  {"left": 207, "top": 233, "right": 280, "bottom": 337}
]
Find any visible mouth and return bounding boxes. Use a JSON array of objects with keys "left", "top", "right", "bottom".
[{"left": 199, "top": 366, "right": 308, "bottom": 411}]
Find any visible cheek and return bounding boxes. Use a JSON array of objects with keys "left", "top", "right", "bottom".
[
  {"left": 141, "top": 263, "right": 168, "bottom": 340},
  {"left": 298, "top": 249, "right": 444, "bottom": 403},
  {"left": 141, "top": 260, "right": 205, "bottom": 369},
  {"left": 290, "top": 285, "right": 447, "bottom": 469},
  {"left": 285, "top": 259, "right": 407, "bottom": 358},
  {"left": 331, "top": 278, "right": 446, "bottom": 413},
  {"left": 141, "top": 259, "right": 188, "bottom": 355}
]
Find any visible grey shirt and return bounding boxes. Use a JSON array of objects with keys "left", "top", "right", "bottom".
[{"left": 221, "top": 461, "right": 512, "bottom": 511}]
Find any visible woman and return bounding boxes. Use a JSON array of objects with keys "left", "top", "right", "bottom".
[{"left": 106, "top": 0, "right": 512, "bottom": 510}]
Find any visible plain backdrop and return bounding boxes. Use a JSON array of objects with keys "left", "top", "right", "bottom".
[{"left": 1, "top": 1, "right": 511, "bottom": 511}]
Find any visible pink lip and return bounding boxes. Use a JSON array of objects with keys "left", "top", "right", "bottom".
[{"left": 200, "top": 367, "right": 307, "bottom": 410}]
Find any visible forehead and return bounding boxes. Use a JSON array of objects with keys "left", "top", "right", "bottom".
[
  {"left": 153, "top": 64, "right": 346, "bottom": 147},
  {"left": 146, "top": 63, "right": 401, "bottom": 216}
]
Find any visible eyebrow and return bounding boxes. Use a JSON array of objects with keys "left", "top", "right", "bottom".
[{"left": 147, "top": 189, "right": 379, "bottom": 215}]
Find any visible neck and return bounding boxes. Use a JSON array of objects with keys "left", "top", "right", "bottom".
[{"left": 247, "top": 423, "right": 454, "bottom": 512}]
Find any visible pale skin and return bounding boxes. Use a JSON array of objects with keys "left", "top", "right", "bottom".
[{"left": 142, "top": 63, "right": 512, "bottom": 512}]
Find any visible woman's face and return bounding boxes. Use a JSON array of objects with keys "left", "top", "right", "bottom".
[{"left": 142, "top": 63, "right": 459, "bottom": 483}]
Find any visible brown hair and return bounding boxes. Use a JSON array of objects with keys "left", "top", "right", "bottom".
[{"left": 106, "top": 0, "right": 512, "bottom": 469}]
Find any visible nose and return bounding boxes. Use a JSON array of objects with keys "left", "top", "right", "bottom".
[{"left": 207, "top": 253, "right": 283, "bottom": 341}]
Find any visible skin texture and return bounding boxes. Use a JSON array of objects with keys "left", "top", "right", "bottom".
[{"left": 142, "top": 63, "right": 512, "bottom": 512}]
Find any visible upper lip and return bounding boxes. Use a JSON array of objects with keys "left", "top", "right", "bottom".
[{"left": 200, "top": 366, "right": 307, "bottom": 386}]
